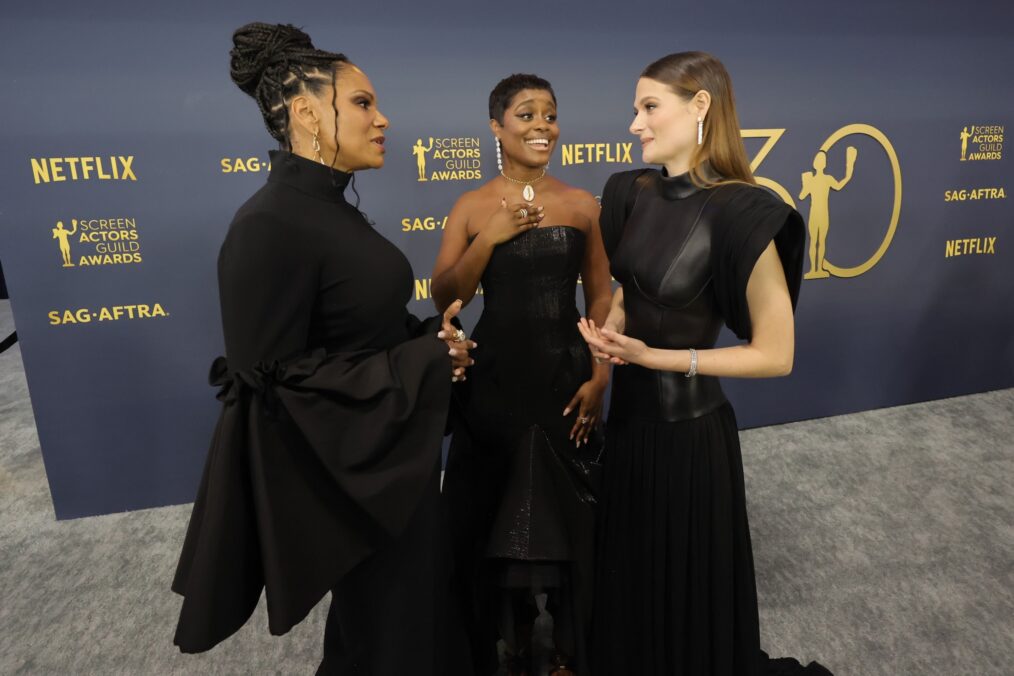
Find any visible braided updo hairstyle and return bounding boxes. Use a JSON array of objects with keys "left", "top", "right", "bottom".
[{"left": 229, "top": 22, "right": 348, "bottom": 151}]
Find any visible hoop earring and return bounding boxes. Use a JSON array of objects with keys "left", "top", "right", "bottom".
[
  {"left": 495, "top": 138, "right": 503, "bottom": 172},
  {"left": 697, "top": 117, "right": 703, "bottom": 146},
  {"left": 312, "top": 130, "right": 325, "bottom": 165}
]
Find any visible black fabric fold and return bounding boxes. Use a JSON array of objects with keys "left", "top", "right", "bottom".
[
  {"left": 599, "top": 168, "right": 652, "bottom": 259},
  {"left": 172, "top": 330, "right": 451, "bottom": 653},
  {"left": 710, "top": 186, "right": 806, "bottom": 340}
]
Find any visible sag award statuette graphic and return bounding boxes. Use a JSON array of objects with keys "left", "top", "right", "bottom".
[
  {"left": 53, "top": 219, "right": 78, "bottom": 267},
  {"left": 413, "top": 137, "right": 435, "bottom": 181},
  {"left": 960, "top": 126, "right": 973, "bottom": 161},
  {"left": 800, "top": 147, "right": 858, "bottom": 279}
]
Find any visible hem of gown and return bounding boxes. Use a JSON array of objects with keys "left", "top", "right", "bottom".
[{"left": 762, "top": 650, "right": 835, "bottom": 675}]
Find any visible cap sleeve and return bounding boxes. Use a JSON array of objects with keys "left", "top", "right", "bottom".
[
  {"left": 710, "top": 185, "right": 805, "bottom": 340},
  {"left": 600, "top": 169, "right": 651, "bottom": 258}
]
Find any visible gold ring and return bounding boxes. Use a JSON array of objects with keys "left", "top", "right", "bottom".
[{"left": 452, "top": 329, "right": 467, "bottom": 343}]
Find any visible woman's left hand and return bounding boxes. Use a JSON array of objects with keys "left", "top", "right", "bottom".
[
  {"left": 564, "top": 379, "right": 606, "bottom": 447},
  {"left": 577, "top": 318, "right": 648, "bottom": 366}
]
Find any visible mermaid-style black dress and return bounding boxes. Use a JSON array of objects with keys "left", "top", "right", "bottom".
[
  {"left": 445, "top": 225, "right": 602, "bottom": 674},
  {"left": 593, "top": 168, "right": 832, "bottom": 675}
]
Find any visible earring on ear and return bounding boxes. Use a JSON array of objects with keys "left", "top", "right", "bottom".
[
  {"left": 697, "top": 117, "right": 703, "bottom": 146},
  {"left": 312, "top": 130, "right": 325, "bottom": 165},
  {"left": 495, "top": 138, "right": 503, "bottom": 172}
]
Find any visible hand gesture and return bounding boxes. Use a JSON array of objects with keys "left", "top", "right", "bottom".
[
  {"left": 563, "top": 379, "right": 606, "bottom": 447},
  {"left": 438, "top": 299, "right": 477, "bottom": 382},
  {"left": 577, "top": 318, "right": 647, "bottom": 366},
  {"left": 483, "top": 198, "right": 544, "bottom": 246}
]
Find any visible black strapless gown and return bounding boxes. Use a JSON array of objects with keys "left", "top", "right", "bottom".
[{"left": 445, "top": 225, "right": 601, "bottom": 675}]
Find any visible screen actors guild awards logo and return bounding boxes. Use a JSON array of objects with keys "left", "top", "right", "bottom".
[
  {"left": 48, "top": 218, "right": 143, "bottom": 267},
  {"left": 412, "top": 137, "right": 482, "bottom": 182},
  {"left": 958, "top": 124, "right": 1004, "bottom": 161}
]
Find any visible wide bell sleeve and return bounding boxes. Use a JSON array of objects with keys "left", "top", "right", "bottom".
[
  {"left": 709, "top": 185, "right": 806, "bottom": 341},
  {"left": 172, "top": 212, "right": 452, "bottom": 653}
]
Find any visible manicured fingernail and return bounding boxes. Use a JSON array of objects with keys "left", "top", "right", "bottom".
[
  {"left": 449, "top": 349, "right": 459, "bottom": 356},
  {"left": 563, "top": 408, "right": 571, "bottom": 415},
  {"left": 438, "top": 331, "right": 447, "bottom": 339},
  {"left": 537, "top": 206, "right": 544, "bottom": 212}
]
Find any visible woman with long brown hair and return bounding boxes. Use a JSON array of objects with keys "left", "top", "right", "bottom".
[{"left": 579, "top": 52, "right": 831, "bottom": 674}]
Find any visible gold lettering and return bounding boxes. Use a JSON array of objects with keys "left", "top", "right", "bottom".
[
  {"left": 65, "top": 157, "right": 80, "bottom": 180},
  {"left": 415, "top": 278, "right": 431, "bottom": 300},
  {"left": 31, "top": 158, "right": 50, "bottom": 184},
  {"left": 50, "top": 159, "right": 66, "bottom": 182}
]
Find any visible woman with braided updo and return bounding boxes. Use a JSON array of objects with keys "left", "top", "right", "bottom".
[{"left": 172, "top": 23, "right": 474, "bottom": 675}]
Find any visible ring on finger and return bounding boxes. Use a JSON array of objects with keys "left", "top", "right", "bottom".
[
  {"left": 519, "top": 207, "right": 529, "bottom": 219},
  {"left": 578, "top": 416, "right": 590, "bottom": 424},
  {"left": 452, "top": 328, "right": 467, "bottom": 343}
]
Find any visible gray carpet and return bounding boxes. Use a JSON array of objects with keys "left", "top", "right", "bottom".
[{"left": 1, "top": 298, "right": 1012, "bottom": 675}]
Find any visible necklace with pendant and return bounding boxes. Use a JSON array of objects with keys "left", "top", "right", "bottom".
[{"left": 501, "top": 167, "right": 547, "bottom": 202}]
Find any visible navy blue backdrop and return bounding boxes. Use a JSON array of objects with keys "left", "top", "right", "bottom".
[{"left": 1, "top": 1, "right": 1011, "bottom": 518}]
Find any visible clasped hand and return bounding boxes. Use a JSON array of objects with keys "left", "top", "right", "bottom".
[
  {"left": 438, "top": 299, "right": 477, "bottom": 382},
  {"left": 576, "top": 318, "right": 648, "bottom": 367}
]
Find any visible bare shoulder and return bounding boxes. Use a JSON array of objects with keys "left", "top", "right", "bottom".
[
  {"left": 552, "top": 182, "right": 600, "bottom": 229},
  {"left": 450, "top": 186, "right": 484, "bottom": 212},
  {"left": 556, "top": 182, "right": 600, "bottom": 209}
]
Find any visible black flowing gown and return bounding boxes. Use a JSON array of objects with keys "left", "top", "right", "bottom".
[
  {"left": 444, "top": 225, "right": 601, "bottom": 674},
  {"left": 593, "top": 168, "right": 832, "bottom": 676},
  {"left": 172, "top": 151, "right": 469, "bottom": 675}
]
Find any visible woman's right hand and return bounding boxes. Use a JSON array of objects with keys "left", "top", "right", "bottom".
[
  {"left": 481, "top": 198, "right": 544, "bottom": 246},
  {"left": 438, "top": 299, "right": 478, "bottom": 382}
]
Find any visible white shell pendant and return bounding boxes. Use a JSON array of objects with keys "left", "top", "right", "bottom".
[{"left": 522, "top": 184, "right": 535, "bottom": 201}]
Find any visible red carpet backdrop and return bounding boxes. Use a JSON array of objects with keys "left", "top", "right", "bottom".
[{"left": 1, "top": 0, "right": 1011, "bottom": 517}]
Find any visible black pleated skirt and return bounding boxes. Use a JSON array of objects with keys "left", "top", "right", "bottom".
[{"left": 592, "top": 403, "right": 831, "bottom": 676}]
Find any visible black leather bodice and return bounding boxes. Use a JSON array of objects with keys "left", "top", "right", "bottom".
[{"left": 609, "top": 170, "right": 730, "bottom": 422}]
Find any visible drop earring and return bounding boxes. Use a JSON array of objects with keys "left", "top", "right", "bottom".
[
  {"left": 697, "top": 117, "right": 703, "bottom": 146},
  {"left": 495, "top": 137, "right": 503, "bottom": 172},
  {"left": 312, "top": 130, "right": 325, "bottom": 165}
]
